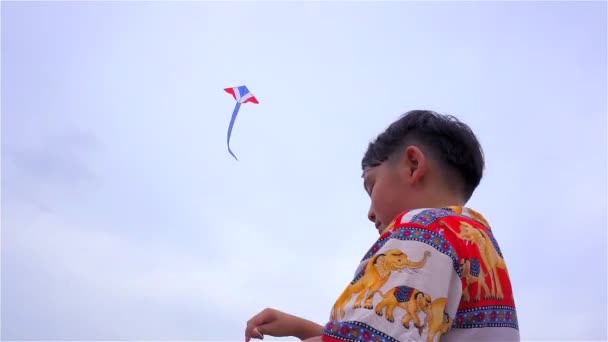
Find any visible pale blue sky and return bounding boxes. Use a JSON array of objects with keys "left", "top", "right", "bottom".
[{"left": 2, "top": 1, "right": 606, "bottom": 341}]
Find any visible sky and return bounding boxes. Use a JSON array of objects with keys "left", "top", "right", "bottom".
[{"left": 1, "top": 1, "right": 606, "bottom": 341}]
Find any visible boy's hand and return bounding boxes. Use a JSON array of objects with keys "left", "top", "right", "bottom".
[
  {"left": 244, "top": 308, "right": 294, "bottom": 342},
  {"left": 245, "top": 308, "right": 323, "bottom": 342}
]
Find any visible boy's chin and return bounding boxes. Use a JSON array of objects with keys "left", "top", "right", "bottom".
[{"left": 378, "top": 221, "right": 396, "bottom": 235}]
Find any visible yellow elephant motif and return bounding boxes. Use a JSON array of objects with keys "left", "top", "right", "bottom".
[
  {"left": 424, "top": 297, "right": 453, "bottom": 342},
  {"left": 375, "top": 286, "right": 432, "bottom": 334},
  {"left": 331, "top": 249, "right": 431, "bottom": 320},
  {"left": 448, "top": 206, "right": 491, "bottom": 228},
  {"left": 460, "top": 258, "right": 490, "bottom": 302},
  {"left": 441, "top": 220, "right": 506, "bottom": 299}
]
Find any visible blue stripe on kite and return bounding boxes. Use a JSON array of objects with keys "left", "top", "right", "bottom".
[
  {"left": 238, "top": 86, "right": 250, "bottom": 98},
  {"left": 226, "top": 102, "right": 242, "bottom": 160}
]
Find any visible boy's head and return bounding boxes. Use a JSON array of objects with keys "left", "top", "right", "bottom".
[{"left": 362, "top": 110, "right": 484, "bottom": 234}]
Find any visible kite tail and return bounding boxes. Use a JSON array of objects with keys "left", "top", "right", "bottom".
[{"left": 226, "top": 102, "right": 242, "bottom": 161}]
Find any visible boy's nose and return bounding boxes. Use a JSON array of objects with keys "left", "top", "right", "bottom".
[{"left": 368, "top": 207, "right": 376, "bottom": 223}]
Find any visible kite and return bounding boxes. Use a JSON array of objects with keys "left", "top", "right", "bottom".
[{"left": 224, "top": 85, "right": 259, "bottom": 160}]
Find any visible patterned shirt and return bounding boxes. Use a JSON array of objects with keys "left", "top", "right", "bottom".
[{"left": 322, "top": 207, "right": 519, "bottom": 342}]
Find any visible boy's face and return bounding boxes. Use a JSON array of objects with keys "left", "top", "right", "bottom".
[
  {"left": 363, "top": 146, "right": 427, "bottom": 235},
  {"left": 363, "top": 163, "right": 408, "bottom": 234}
]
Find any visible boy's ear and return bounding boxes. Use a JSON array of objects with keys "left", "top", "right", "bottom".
[{"left": 404, "top": 145, "right": 427, "bottom": 184}]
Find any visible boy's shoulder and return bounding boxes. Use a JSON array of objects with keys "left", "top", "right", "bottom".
[
  {"left": 359, "top": 207, "right": 484, "bottom": 264},
  {"left": 396, "top": 206, "right": 490, "bottom": 229},
  {"left": 394, "top": 206, "right": 500, "bottom": 249},
  {"left": 362, "top": 206, "right": 501, "bottom": 264}
]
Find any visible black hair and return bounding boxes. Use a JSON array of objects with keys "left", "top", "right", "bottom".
[{"left": 361, "top": 110, "right": 485, "bottom": 202}]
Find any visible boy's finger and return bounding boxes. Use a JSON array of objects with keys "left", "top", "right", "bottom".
[
  {"left": 254, "top": 328, "right": 264, "bottom": 339},
  {"left": 245, "top": 309, "right": 277, "bottom": 341},
  {"left": 245, "top": 324, "right": 264, "bottom": 342},
  {"left": 246, "top": 323, "right": 273, "bottom": 341},
  {"left": 246, "top": 314, "right": 266, "bottom": 329},
  {"left": 245, "top": 324, "right": 254, "bottom": 342},
  {"left": 245, "top": 316, "right": 262, "bottom": 341}
]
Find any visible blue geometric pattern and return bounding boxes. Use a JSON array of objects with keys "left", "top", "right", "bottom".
[
  {"left": 469, "top": 258, "right": 481, "bottom": 277},
  {"left": 410, "top": 208, "right": 453, "bottom": 226},
  {"left": 360, "top": 208, "right": 455, "bottom": 263},
  {"left": 393, "top": 286, "right": 415, "bottom": 303},
  {"left": 350, "top": 268, "right": 365, "bottom": 285},
  {"left": 359, "top": 234, "right": 391, "bottom": 263},
  {"left": 453, "top": 306, "right": 518, "bottom": 330},
  {"left": 486, "top": 232, "right": 504, "bottom": 258},
  {"left": 324, "top": 321, "right": 401, "bottom": 342}
]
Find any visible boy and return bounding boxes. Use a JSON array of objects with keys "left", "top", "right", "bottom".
[{"left": 245, "top": 110, "right": 519, "bottom": 341}]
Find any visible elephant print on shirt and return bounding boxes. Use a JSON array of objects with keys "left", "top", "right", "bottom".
[
  {"left": 460, "top": 258, "right": 491, "bottom": 302},
  {"left": 375, "top": 286, "right": 432, "bottom": 333},
  {"left": 331, "top": 249, "right": 431, "bottom": 320},
  {"left": 441, "top": 220, "right": 507, "bottom": 299},
  {"left": 425, "top": 297, "right": 453, "bottom": 342}
]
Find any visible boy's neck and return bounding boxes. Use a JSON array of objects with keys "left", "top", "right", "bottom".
[{"left": 415, "top": 190, "right": 465, "bottom": 211}]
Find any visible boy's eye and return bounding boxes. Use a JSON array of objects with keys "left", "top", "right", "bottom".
[
  {"left": 364, "top": 184, "right": 372, "bottom": 196},
  {"left": 363, "top": 174, "right": 375, "bottom": 196}
]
